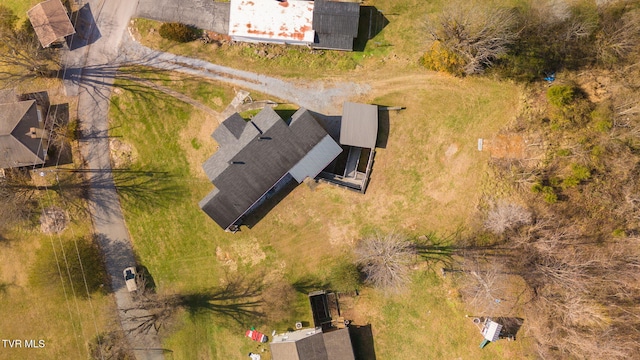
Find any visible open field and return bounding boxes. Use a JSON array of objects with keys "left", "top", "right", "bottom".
[
  {"left": 3, "top": 0, "right": 40, "bottom": 23},
  {"left": 113, "top": 0, "right": 535, "bottom": 358},
  {"left": 108, "top": 64, "right": 532, "bottom": 358},
  {"left": 0, "top": 198, "right": 119, "bottom": 360}
]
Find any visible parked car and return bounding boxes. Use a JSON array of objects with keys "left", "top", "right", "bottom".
[{"left": 123, "top": 267, "right": 137, "bottom": 292}]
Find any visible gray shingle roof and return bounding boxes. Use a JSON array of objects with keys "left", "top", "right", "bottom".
[
  {"left": 270, "top": 328, "right": 355, "bottom": 360},
  {"left": 0, "top": 100, "right": 46, "bottom": 169},
  {"left": 200, "top": 107, "right": 341, "bottom": 230}
]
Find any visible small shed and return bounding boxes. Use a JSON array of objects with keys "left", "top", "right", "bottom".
[
  {"left": 27, "top": 0, "right": 76, "bottom": 48},
  {"left": 482, "top": 320, "right": 503, "bottom": 342}
]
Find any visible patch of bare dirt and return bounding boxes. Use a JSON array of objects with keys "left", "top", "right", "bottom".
[
  {"left": 231, "top": 237, "right": 266, "bottom": 266},
  {"left": 327, "top": 222, "right": 357, "bottom": 247},
  {"left": 179, "top": 110, "right": 220, "bottom": 180},
  {"left": 445, "top": 143, "right": 459, "bottom": 158},
  {"left": 483, "top": 134, "right": 526, "bottom": 159},
  {"left": 574, "top": 69, "right": 612, "bottom": 103},
  {"left": 216, "top": 246, "right": 237, "bottom": 272},
  {"left": 109, "top": 138, "right": 137, "bottom": 168},
  {"left": 40, "top": 206, "right": 68, "bottom": 234}
]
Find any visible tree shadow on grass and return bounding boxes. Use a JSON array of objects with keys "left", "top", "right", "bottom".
[
  {"left": 179, "top": 276, "right": 265, "bottom": 326},
  {"left": 52, "top": 168, "right": 187, "bottom": 221},
  {"left": 414, "top": 232, "right": 458, "bottom": 270},
  {"left": 31, "top": 235, "right": 109, "bottom": 298},
  {"left": 292, "top": 275, "right": 330, "bottom": 295}
]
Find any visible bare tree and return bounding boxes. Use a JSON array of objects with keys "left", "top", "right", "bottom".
[
  {"left": 458, "top": 257, "right": 512, "bottom": 315},
  {"left": 0, "top": 9, "right": 61, "bottom": 86},
  {"left": 355, "top": 232, "right": 417, "bottom": 293},
  {"left": 122, "top": 275, "right": 264, "bottom": 334},
  {"left": 89, "top": 331, "right": 135, "bottom": 360},
  {"left": 596, "top": 6, "right": 640, "bottom": 65},
  {"left": 0, "top": 168, "right": 38, "bottom": 232},
  {"left": 484, "top": 201, "right": 532, "bottom": 235},
  {"left": 425, "top": 2, "right": 519, "bottom": 75}
]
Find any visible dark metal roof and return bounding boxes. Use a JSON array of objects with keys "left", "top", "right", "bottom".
[
  {"left": 323, "top": 329, "right": 356, "bottom": 360},
  {"left": 312, "top": 0, "right": 360, "bottom": 51},
  {"left": 200, "top": 108, "right": 339, "bottom": 230},
  {"left": 339, "top": 102, "right": 378, "bottom": 149},
  {"left": 313, "top": 33, "right": 355, "bottom": 51}
]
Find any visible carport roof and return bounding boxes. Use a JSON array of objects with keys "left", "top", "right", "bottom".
[
  {"left": 339, "top": 102, "right": 378, "bottom": 149},
  {"left": 27, "top": 0, "right": 76, "bottom": 48}
]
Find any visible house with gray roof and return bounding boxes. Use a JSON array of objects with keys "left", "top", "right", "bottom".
[
  {"left": 0, "top": 90, "right": 49, "bottom": 169},
  {"left": 270, "top": 327, "right": 355, "bottom": 360},
  {"left": 199, "top": 107, "right": 342, "bottom": 232}
]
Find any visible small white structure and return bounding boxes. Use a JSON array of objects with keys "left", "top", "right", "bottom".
[{"left": 482, "top": 320, "right": 503, "bottom": 342}]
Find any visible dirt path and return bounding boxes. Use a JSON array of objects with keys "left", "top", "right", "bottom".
[{"left": 119, "top": 33, "right": 369, "bottom": 115}]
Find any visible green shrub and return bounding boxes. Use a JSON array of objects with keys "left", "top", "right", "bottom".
[
  {"left": 543, "top": 187, "right": 558, "bottom": 204},
  {"left": 563, "top": 164, "right": 591, "bottom": 188},
  {"left": 562, "top": 176, "right": 580, "bottom": 188},
  {"left": 547, "top": 85, "right": 575, "bottom": 107},
  {"left": 591, "top": 103, "right": 613, "bottom": 132},
  {"left": 591, "top": 145, "right": 605, "bottom": 159},
  {"left": 556, "top": 148, "right": 572, "bottom": 157},
  {"left": 571, "top": 164, "right": 591, "bottom": 180},
  {"left": 159, "top": 23, "right": 200, "bottom": 43},
  {"left": 612, "top": 228, "right": 626, "bottom": 237},
  {"left": 531, "top": 182, "right": 544, "bottom": 193}
]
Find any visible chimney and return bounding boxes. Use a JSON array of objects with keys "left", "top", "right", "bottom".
[{"left": 27, "top": 127, "right": 49, "bottom": 140}]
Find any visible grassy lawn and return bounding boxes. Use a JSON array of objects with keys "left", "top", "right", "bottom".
[
  {"left": 0, "top": 199, "right": 119, "bottom": 360},
  {"left": 108, "top": 64, "right": 532, "bottom": 359},
  {"left": 110, "top": 0, "right": 536, "bottom": 358},
  {"left": 4, "top": 0, "right": 40, "bottom": 23}
]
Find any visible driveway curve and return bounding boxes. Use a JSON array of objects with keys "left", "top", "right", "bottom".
[
  {"left": 64, "top": 0, "right": 164, "bottom": 359},
  {"left": 118, "top": 33, "right": 369, "bottom": 115}
]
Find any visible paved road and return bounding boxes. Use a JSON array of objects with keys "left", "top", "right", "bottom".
[
  {"left": 64, "top": 0, "right": 164, "bottom": 359},
  {"left": 135, "top": 0, "right": 229, "bottom": 35}
]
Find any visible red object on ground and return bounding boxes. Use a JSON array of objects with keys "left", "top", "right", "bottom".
[{"left": 245, "top": 329, "right": 268, "bottom": 343}]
